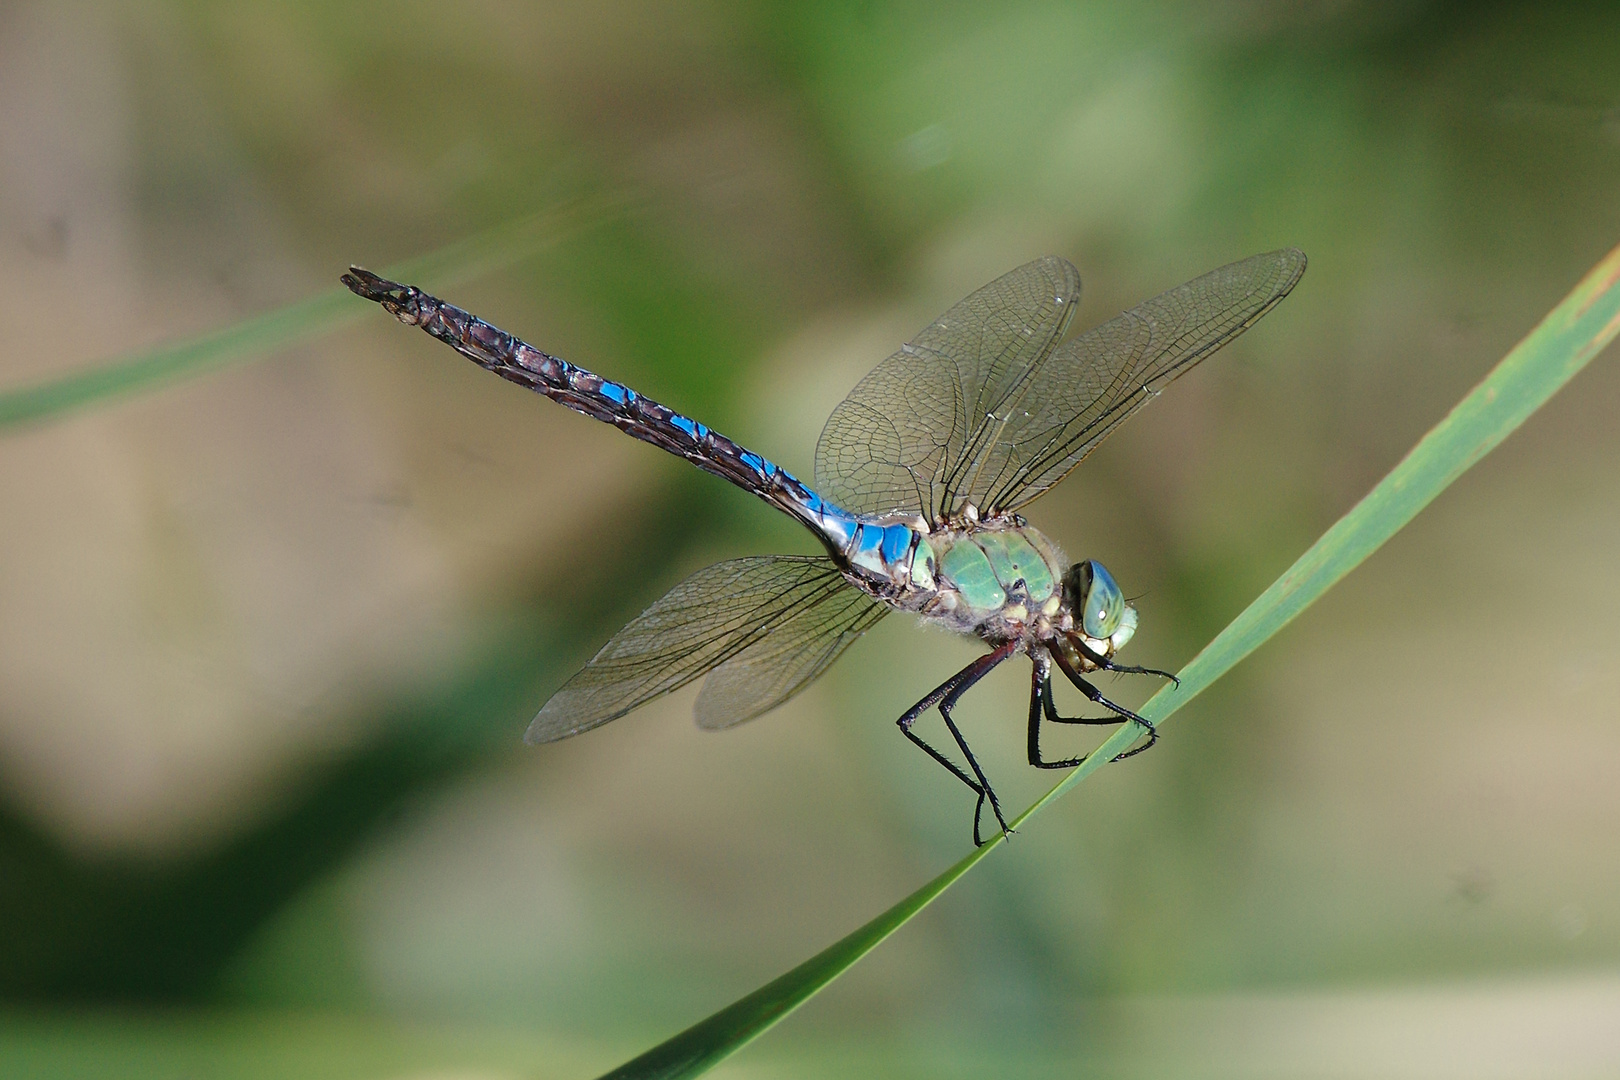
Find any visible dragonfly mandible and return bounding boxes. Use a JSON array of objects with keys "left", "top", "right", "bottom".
[{"left": 343, "top": 248, "right": 1306, "bottom": 844}]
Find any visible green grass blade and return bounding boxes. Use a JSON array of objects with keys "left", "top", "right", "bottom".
[
  {"left": 594, "top": 239, "right": 1620, "bottom": 1080},
  {"left": 595, "top": 840, "right": 997, "bottom": 1080},
  {"left": 0, "top": 192, "right": 636, "bottom": 432}
]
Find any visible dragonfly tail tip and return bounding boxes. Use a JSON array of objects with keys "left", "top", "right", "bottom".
[{"left": 341, "top": 266, "right": 408, "bottom": 303}]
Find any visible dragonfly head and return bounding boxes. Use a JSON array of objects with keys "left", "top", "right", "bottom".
[{"left": 1060, "top": 559, "right": 1138, "bottom": 661}]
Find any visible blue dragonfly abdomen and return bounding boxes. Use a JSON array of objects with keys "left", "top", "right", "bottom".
[{"left": 341, "top": 268, "right": 931, "bottom": 595}]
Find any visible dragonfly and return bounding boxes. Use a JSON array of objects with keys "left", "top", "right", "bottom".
[{"left": 343, "top": 248, "right": 1306, "bottom": 844}]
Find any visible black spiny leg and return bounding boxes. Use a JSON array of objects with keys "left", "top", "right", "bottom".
[
  {"left": 1027, "top": 664, "right": 1121, "bottom": 770},
  {"left": 897, "top": 641, "right": 1017, "bottom": 845},
  {"left": 1070, "top": 638, "right": 1180, "bottom": 688},
  {"left": 1050, "top": 646, "right": 1159, "bottom": 760}
]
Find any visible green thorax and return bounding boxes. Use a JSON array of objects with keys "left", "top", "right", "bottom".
[{"left": 932, "top": 525, "right": 1061, "bottom": 616}]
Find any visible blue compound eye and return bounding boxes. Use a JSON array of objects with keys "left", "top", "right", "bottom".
[{"left": 1078, "top": 560, "right": 1124, "bottom": 639}]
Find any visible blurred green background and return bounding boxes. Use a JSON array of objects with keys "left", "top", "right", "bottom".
[{"left": 2, "top": 1, "right": 1619, "bottom": 1077}]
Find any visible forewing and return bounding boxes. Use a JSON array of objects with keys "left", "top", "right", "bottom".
[
  {"left": 815, "top": 256, "right": 1081, "bottom": 519},
  {"left": 526, "top": 556, "right": 877, "bottom": 743},
  {"left": 695, "top": 578, "right": 887, "bottom": 730},
  {"left": 976, "top": 248, "right": 1307, "bottom": 514}
]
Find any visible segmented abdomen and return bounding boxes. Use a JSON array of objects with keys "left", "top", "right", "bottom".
[{"left": 341, "top": 268, "right": 858, "bottom": 551}]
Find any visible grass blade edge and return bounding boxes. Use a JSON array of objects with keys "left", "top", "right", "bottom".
[{"left": 0, "top": 192, "right": 634, "bottom": 431}]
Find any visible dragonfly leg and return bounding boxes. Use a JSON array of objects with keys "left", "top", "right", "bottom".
[
  {"left": 1106, "top": 662, "right": 1180, "bottom": 687},
  {"left": 1070, "top": 638, "right": 1179, "bottom": 688},
  {"left": 1027, "top": 666, "right": 1118, "bottom": 770},
  {"left": 1051, "top": 648, "right": 1159, "bottom": 761},
  {"left": 896, "top": 641, "right": 1017, "bottom": 845},
  {"left": 939, "top": 665, "right": 1012, "bottom": 845}
]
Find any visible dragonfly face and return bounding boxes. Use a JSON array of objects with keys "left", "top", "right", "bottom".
[
  {"left": 1067, "top": 559, "right": 1136, "bottom": 649},
  {"left": 344, "top": 245, "right": 1305, "bottom": 845},
  {"left": 1046, "top": 559, "right": 1138, "bottom": 674}
]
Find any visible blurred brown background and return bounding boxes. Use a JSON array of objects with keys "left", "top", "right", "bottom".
[{"left": 1, "top": 1, "right": 1618, "bottom": 1076}]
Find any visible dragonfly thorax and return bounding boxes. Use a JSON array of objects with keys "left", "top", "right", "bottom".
[{"left": 891, "top": 522, "right": 1137, "bottom": 663}]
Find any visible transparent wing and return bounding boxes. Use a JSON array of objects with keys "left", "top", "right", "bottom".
[
  {"left": 815, "top": 256, "right": 1081, "bottom": 519},
  {"left": 695, "top": 577, "right": 887, "bottom": 730},
  {"left": 526, "top": 556, "right": 883, "bottom": 743},
  {"left": 973, "top": 249, "right": 1307, "bottom": 514},
  {"left": 814, "top": 249, "right": 1305, "bottom": 520}
]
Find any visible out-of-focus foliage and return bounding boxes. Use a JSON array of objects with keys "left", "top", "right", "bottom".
[{"left": 1, "top": 1, "right": 1618, "bottom": 1077}]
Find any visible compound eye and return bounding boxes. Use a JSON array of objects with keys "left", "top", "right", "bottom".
[{"left": 1079, "top": 559, "right": 1124, "bottom": 639}]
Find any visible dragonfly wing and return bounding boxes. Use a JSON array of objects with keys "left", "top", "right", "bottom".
[
  {"left": 815, "top": 256, "right": 1081, "bottom": 519},
  {"left": 695, "top": 576, "right": 887, "bottom": 731},
  {"left": 978, "top": 248, "right": 1307, "bottom": 514},
  {"left": 526, "top": 555, "right": 881, "bottom": 743}
]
